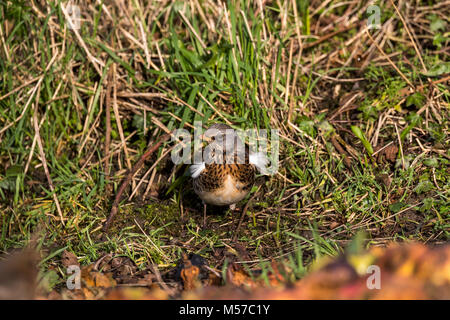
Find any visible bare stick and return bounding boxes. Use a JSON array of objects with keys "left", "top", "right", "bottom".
[
  {"left": 103, "top": 132, "right": 171, "bottom": 231},
  {"left": 389, "top": 0, "right": 427, "bottom": 72},
  {"left": 104, "top": 68, "right": 113, "bottom": 179},
  {"left": 366, "top": 30, "right": 413, "bottom": 88},
  {"left": 232, "top": 185, "right": 262, "bottom": 242}
]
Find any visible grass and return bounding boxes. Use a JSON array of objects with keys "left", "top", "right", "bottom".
[{"left": 0, "top": 0, "right": 449, "bottom": 294}]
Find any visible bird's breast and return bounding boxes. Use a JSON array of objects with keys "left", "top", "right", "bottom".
[{"left": 195, "top": 174, "right": 250, "bottom": 206}]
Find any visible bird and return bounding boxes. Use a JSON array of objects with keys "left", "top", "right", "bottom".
[{"left": 189, "top": 123, "right": 269, "bottom": 226}]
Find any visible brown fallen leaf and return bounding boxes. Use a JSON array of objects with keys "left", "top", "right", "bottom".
[
  {"left": 80, "top": 264, "right": 117, "bottom": 299},
  {"left": 371, "top": 243, "right": 450, "bottom": 286},
  {"left": 180, "top": 243, "right": 450, "bottom": 300},
  {"left": 376, "top": 173, "right": 392, "bottom": 188},
  {"left": 61, "top": 250, "right": 79, "bottom": 268},
  {"left": 226, "top": 264, "right": 254, "bottom": 289},
  {"left": 180, "top": 255, "right": 201, "bottom": 291},
  {"left": 205, "top": 272, "right": 222, "bottom": 287},
  {"left": 374, "top": 143, "right": 398, "bottom": 164}
]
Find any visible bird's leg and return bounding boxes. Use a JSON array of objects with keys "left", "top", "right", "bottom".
[
  {"left": 229, "top": 203, "right": 237, "bottom": 223},
  {"left": 203, "top": 202, "right": 207, "bottom": 228}
]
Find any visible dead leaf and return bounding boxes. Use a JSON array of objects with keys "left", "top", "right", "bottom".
[
  {"left": 376, "top": 173, "right": 392, "bottom": 188},
  {"left": 180, "top": 255, "right": 201, "bottom": 290},
  {"left": 61, "top": 250, "right": 79, "bottom": 268},
  {"left": 375, "top": 143, "right": 398, "bottom": 164},
  {"left": 81, "top": 264, "right": 117, "bottom": 289},
  {"left": 226, "top": 264, "right": 258, "bottom": 289}
]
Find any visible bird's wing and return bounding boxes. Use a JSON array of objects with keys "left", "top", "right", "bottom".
[
  {"left": 249, "top": 152, "right": 269, "bottom": 174},
  {"left": 190, "top": 162, "right": 206, "bottom": 178}
]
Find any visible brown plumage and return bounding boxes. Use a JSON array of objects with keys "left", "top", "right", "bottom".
[
  {"left": 190, "top": 123, "right": 268, "bottom": 225},
  {"left": 193, "top": 161, "right": 256, "bottom": 207}
]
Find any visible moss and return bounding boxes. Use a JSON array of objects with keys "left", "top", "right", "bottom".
[{"left": 107, "top": 201, "right": 180, "bottom": 235}]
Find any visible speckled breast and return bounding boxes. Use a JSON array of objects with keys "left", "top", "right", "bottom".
[{"left": 193, "top": 163, "right": 255, "bottom": 206}]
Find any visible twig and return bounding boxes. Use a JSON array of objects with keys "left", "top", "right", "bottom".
[
  {"left": 104, "top": 67, "right": 113, "bottom": 179},
  {"left": 128, "top": 145, "right": 175, "bottom": 201},
  {"left": 103, "top": 132, "right": 171, "bottom": 231},
  {"left": 284, "top": 40, "right": 294, "bottom": 119},
  {"left": 232, "top": 185, "right": 262, "bottom": 242},
  {"left": 134, "top": 218, "right": 170, "bottom": 262},
  {"left": 60, "top": 3, "right": 104, "bottom": 76},
  {"left": 394, "top": 123, "right": 405, "bottom": 170},
  {"left": 0, "top": 54, "right": 58, "bottom": 136},
  {"left": 0, "top": 76, "right": 40, "bottom": 101},
  {"left": 366, "top": 30, "right": 414, "bottom": 88},
  {"left": 198, "top": 92, "right": 232, "bottom": 125},
  {"left": 389, "top": 0, "right": 427, "bottom": 72},
  {"left": 150, "top": 263, "right": 176, "bottom": 297},
  {"left": 302, "top": 23, "right": 359, "bottom": 50},
  {"left": 179, "top": 10, "right": 206, "bottom": 49},
  {"left": 111, "top": 64, "right": 133, "bottom": 172}
]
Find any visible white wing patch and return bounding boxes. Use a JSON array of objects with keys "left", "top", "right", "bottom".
[
  {"left": 249, "top": 152, "right": 269, "bottom": 174},
  {"left": 190, "top": 162, "right": 206, "bottom": 178}
]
